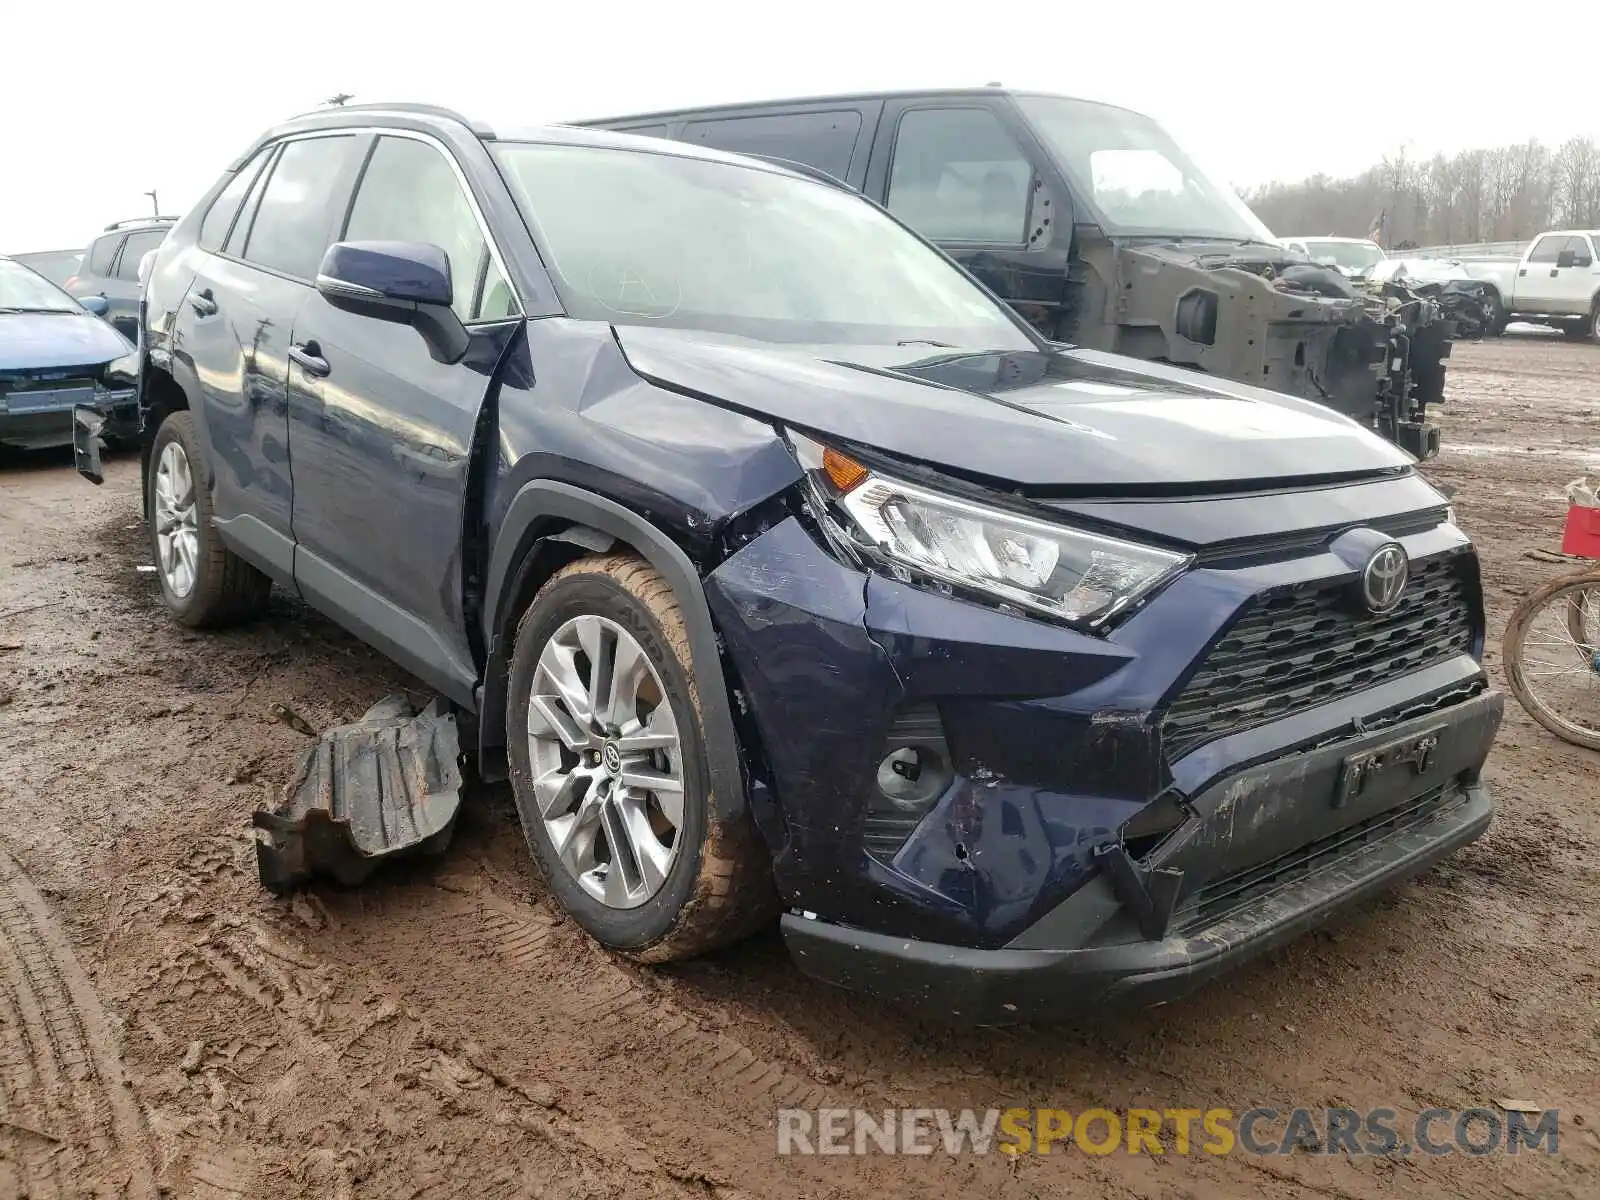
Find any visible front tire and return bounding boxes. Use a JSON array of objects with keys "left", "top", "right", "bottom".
[
  {"left": 505, "top": 553, "right": 775, "bottom": 962},
  {"left": 147, "top": 411, "right": 271, "bottom": 627},
  {"left": 1481, "top": 291, "right": 1507, "bottom": 337}
]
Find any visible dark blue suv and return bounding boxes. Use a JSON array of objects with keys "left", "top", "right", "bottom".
[{"left": 75, "top": 103, "right": 1502, "bottom": 1019}]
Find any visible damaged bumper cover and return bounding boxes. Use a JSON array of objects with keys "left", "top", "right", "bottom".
[
  {"left": 782, "top": 691, "right": 1500, "bottom": 1022},
  {"left": 253, "top": 694, "right": 464, "bottom": 892}
]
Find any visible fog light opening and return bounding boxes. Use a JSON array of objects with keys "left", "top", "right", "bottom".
[{"left": 863, "top": 705, "right": 955, "bottom": 860}]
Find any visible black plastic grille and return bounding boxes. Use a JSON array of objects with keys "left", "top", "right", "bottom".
[
  {"left": 1175, "top": 785, "right": 1456, "bottom": 932},
  {"left": 1162, "top": 554, "right": 1475, "bottom": 758}
]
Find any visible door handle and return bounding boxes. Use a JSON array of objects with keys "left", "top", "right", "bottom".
[
  {"left": 288, "top": 341, "right": 331, "bottom": 378},
  {"left": 1550, "top": 269, "right": 1560, "bottom": 277},
  {"left": 1518, "top": 268, "right": 1527, "bottom": 276},
  {"left": 189, "top": 288, "right": 217, "bottom": 317}
]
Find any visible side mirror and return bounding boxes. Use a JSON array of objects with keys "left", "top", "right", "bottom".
[
  {"left": 315, "top": 240, "right": 469, "bottom": 363},
  {"left": 79, "top": 294, "right": 109, "bottom": 317},
  {"left": 1556, "top": 249, "right": 1577, "bottom": 269}
]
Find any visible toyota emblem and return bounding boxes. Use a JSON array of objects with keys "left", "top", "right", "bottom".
[{"left": 1361, "top": 543, "right": 1409, "bottom": 613}]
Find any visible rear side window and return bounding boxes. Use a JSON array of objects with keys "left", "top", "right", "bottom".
[
  {"left": 86, "top": 234, "right": 119, "bottom": 276},
  {"left": 343, "top": 135, "right": 514, "bottom": 322},
  {"left": 225, "top": 147, "right": 278, "bottom": 257},
  {"left": 199, "top": 152, "right": 269, "bottom": 252},
  {"left": 887, "top": 107, "right": 1034, "bottom": 244},
  {"left": 681, "top": 110, "right": 862, "bottom": 182},
  {"left": 114, "top": 229, "right": 166, "bottom": 280},
  {"left": 242, "top": 135, "right": 360, "bottom": 279}
]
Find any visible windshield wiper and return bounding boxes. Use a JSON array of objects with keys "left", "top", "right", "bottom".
[
  {"left": 0, "top": 306, "right": 77, "bottom": 314},
  {"left": 896, "top": 338, "right": 956, "bottom": 348}
]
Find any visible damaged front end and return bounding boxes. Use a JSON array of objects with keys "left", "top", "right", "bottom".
[
  {"left": 1109, "top": 242, "right": 1452, "bottom": 460},
  {"left": 705, "top": 458, "right": 1499, "bottom": 1017}
]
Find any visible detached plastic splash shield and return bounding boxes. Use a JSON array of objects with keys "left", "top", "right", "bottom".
[{"left": 252, "top": 694, "right": 463, "bottom": 893}]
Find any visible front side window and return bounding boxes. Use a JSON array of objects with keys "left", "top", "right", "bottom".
[
  {"left": 343, "top": 136, "right": 514, "bottom": 321},
  {"left": 1527, "top": 235, "right": 1564, "bottom": 264},
  {"left": 0, "top": 257, "right": 83, "bottom": 312},
  {"left": 887, "top": 108, "right": 1033, "bottom": 244},
  {"left": 242, "top": 135, "right": 359, "bottom": 279},
  {"left": 491, "top": 141, "right": 1032, "bottom": 348}
]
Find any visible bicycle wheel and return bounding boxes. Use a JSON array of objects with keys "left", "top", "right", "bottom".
[{"left": 1503, "top": 568, "right": 1600, "bottom": 751}]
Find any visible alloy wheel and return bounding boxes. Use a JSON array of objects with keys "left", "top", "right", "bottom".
[
  {"left": 525, "top": 614, "right": 684, "bottom": 909},
  {"left": 153, "top": 440, "right": 200, "bottom": 599}
]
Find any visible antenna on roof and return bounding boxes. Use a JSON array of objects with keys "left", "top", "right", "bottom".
[{"left": 985, "top": 81, "right": 1003, "bottom": 87}]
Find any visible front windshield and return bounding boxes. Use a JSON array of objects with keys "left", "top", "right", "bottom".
[
  {"left": 0, "top": 257, "right": 81, "bottom": 313},
  {"left": 1302, "top": 240, "right": 1386, "bottom": 271},
  {"left": 491, "top": 142, "right": 1033, "bottom": 348},
  {"left": 1013, "top": 95, "right": 1274, "bottom": 242}
]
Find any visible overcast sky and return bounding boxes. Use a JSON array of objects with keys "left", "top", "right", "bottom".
[{"left": 5, "top": 0, "right": 1595, "bottom": 251}]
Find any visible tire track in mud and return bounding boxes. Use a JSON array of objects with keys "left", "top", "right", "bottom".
[
  {"left": 434, "top": 877, "right": 848, "bottom": 1113},
  {"left": 0, "top": 845, "right": 157, "bottom": 1199},
  {"left": 118, "top": 840, "right": 714, "bottom": 1199}
]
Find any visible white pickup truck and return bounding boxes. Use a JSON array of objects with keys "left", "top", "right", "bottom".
[{"left": 1459, "top": 230, "right": 1600, "bottom": 339}]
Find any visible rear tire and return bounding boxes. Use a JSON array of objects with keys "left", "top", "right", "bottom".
[
  {"left": 505, "top": 553, "right": 776, "bottom": 962},
  {"left": 147, "top": 411, "right": 271, "bottom": 627}
]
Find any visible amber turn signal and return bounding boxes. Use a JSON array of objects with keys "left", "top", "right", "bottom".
[{"left": 822, "top": 447, "right": 868, "bottom": 493}]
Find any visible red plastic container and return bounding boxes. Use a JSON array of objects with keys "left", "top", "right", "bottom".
[{"left": 1562, "top": 502, "right": 1600, "bottom": 559}]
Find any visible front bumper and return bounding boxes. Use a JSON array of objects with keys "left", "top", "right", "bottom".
[
  {"left": 782, "top": 690, "right": 1499, "bottom": 1022},
  {"left": 0, "top": 388, "right": 135, "bottom": 452},
  {"left": 70, "top": 394, "right": 139, "bottom": 482}
]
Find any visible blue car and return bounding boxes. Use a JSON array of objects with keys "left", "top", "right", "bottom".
[
  {"left": 82, "top": 103, "right": 1502, "bottom": 1019},
  {"left": 0, "top": 256, "right": 137, "bottom": 451}
]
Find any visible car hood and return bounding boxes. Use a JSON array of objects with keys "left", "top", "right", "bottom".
[
  {"left": 0, "top": 311, "right": 132, "bottom": 373},
  {"left": 611, "top": 327, "right": 1415, "bottom": 491}
]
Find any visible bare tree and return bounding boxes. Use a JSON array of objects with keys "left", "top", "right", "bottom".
[{"left": 1244, "top": 134, "right": 1584, "bottom": 247}]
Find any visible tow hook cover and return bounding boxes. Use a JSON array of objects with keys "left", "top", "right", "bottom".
[{"left": 252, "top": 693, "right": 463, "bottom": 893}]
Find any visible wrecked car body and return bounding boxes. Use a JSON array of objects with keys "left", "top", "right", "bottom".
[
  {"left": 83, "top": 103, "right": 1501, "bottom": 1020},
  {"left": 1369, "top": 257, "right": 1500, "bottom": 340},
  {"left": 0, "top": 255, "right": 138, "bottom": 452},
  {"left": 577, "top": 89, "right": 1454, "bottom": 462},
  {"left": 1082, "top": 237, "right": 1454, "bottom": 460}
]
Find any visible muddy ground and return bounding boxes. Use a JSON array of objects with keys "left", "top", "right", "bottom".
[{"left": 1, "top": 334, "right": 1597, "bottom": 1199}]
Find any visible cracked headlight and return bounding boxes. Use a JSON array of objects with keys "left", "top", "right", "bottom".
[{"left": 790, "top": 433, "right": 1191, "bottom": 629}]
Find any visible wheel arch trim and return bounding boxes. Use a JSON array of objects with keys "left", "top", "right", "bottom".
[{"left": 480, "top": 480, "right": 748, "bottom": 820}]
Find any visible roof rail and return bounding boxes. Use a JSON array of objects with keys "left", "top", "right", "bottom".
[
  {"left": 286, "top": 101, "right": 496, "bottom": 139},
  {"left": 103, "top": 216, "right": 178, "bottom": 231}
]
